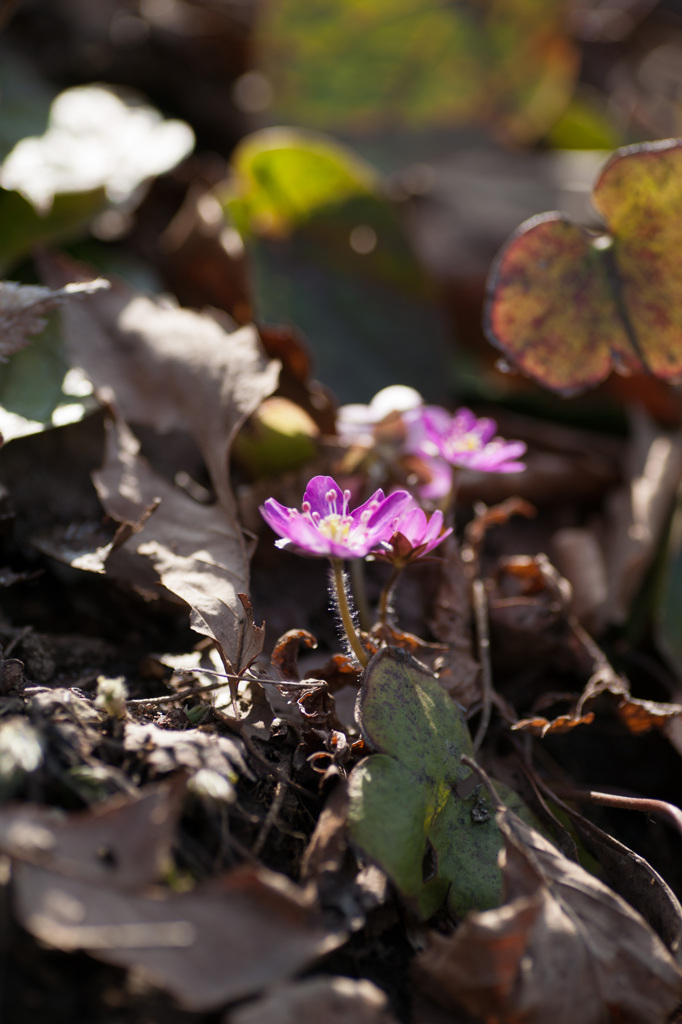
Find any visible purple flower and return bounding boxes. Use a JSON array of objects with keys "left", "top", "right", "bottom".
[
  {"left": 377, "top": 506, "right": 452, "bottom": 567},
  {"left": 260, "top": 475, "right": 413, "bottom": 559},
  {"left": 405, "top": 406, "right": 526, "bottom": 474}
]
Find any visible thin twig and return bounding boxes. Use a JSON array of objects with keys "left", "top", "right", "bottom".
[
  {"left": 127, "top": 677, "right": 236, "bottom": 707},
  {"left": 126, "top": 666, "right": 293, "bottom": 708},
  {"left": 472, "top": 578, "right": 492, "bottom": 752}
]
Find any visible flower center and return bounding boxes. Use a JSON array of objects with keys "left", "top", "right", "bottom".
[
  {"left": 317, "top": 513, "right": 353, "bottom": 542},
  {"left": 445, "top": 430, "right": 482, "bottom": 456},
  {"left": 302, "top": 487, "right": 355, "bottom": 544}
]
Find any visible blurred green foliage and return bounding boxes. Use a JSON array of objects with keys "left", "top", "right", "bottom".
[
  {"left": 255, "top": 0, "right": 578, "bottom": 146},
  {"left": 224, "top": 128, "right": 451, "bottom": 403}
]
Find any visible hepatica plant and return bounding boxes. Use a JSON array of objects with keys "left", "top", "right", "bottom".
[
  {"left": 259, "top": 404, "right": 528, "bottom": 917},
  {"left": 259, "top": 399, "right": 525, "bottom": 666},
  {"left": 260, "top": 475, "right": 418, "bottom": 665},
  {"left": 404, "top": 403, "right": 527, "bottom": 500},
  {"left": 337, "top": 385, "right": 526, "bottom": 502}
]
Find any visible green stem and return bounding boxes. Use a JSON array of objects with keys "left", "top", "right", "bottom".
[
  {"left": 378, "top": 565, "right": 403, "bottom": 626},
  {"left": 330, "top": 558, "right": 368, "bottom": 667}
]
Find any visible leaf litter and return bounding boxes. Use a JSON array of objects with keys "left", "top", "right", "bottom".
[
  {"left": 2, "top": 263, "right": 682, "bottom": 1021},
  {"left": 2, "top": 45, "right": 682, "bottom": 1024}
]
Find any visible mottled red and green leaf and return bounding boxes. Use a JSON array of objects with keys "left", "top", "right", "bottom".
[{"left": 485, "top": 138, "right": 682, "bottom": 393}]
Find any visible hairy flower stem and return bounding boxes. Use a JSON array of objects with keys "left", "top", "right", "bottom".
[
  {"left": 329, "top": 558, "right": 368, "bottom": 667},
  {"left": 378, "top": 565, "right": 403, "bottom": 626}
]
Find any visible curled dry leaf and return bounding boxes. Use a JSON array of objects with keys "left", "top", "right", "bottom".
[
  {"left": 487, "top": 553, "right": 576, "bottom": 677},
  {"left": 617, "top": 694, "right": 682, "bottom": 734},
  {"left": 550, "top": 526, "right": 609, "bottom": 628},
  {"left": 511, "top": 711, "right": 595, "bottom": 737},
  {"left": 271, "top": 628, "right": 318, "bottom": 680},
  {"left": 413, "top": 805, "right": 682, "bottom": 1024},
  {"left": 300, "top": 782, "right": 349, "bottom": 885},
  {"left": 0, "top": 278, "right": 108, "bottom": 361}
]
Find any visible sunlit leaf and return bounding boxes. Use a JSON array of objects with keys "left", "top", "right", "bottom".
[
  {"left": 485, "top": 139, "right": 682, "bottom": 394},
  {"left": 224, "top": 128, "right": 450, "bottom": 404},
  {"left": 0, "top": 85, "right": 195, "bottom": 273},
  {"left": 347, "top": 647, "right": 533, "bottom": 919},
  {"left": 0, "top": 84, "right": 194, "bottom": 212},
  {"left": 255, "top": 0, "right": 578, "bottom": 145}
]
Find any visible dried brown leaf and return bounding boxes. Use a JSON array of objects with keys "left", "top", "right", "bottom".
[
  {"left": 271, "top": 629, "right": 318, "bottom": 680},
  {"left": 511, "top": 710, "right": 595, "bottom": 736},
  {"left": 552, "top": 793, "right": 682, "bottom": 956},
  {"left": 50, "top": 263, "right": 279, "bottom": 509},
  {"left": 550, "top": 526, "right": 609, "bottom": 629},
  {"left": 0, "top": 279, "right": 108, "bottom": 361},
  {"left": 300, "top": 782, "right": 349, "bottom": 884},
  {"left": 617, "top": 694, "right": 682, "bottom": 734},
  {"left": 95, "top": 414, "right": 261, "bottom": 673},
  {"left": 44, "top": 258, "right": 279, "bottom": 670},
  {"left": 235, "top": 594, "right": 266, "bottom": 674},
  {"left": 228, "top": 976, "right": 397, "bottom": 1024},
  {"left": 123, "top": 720, "right": 251, "bottom": 781},
  {"left": 414, "top": 806, "right": 682, "bottom": 1024},
  {"left": 0, "top": 778, "right": 184, "bottom": 889},
  {"left": 13, "top": 862, "right": 343, "bottom": 1011},
  {"left": 603, "top": 408, "right": 682, "bottom": 626},
  {"left": 487, "top": 553, "right": 577, "bottom": 677}
]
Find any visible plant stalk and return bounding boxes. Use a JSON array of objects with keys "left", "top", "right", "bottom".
[
  {"left": 330, "top": 558, "right": 368, "bottom": 667},
  {"left": 378, "top": 565, "right": 402, "bottom": 626}
]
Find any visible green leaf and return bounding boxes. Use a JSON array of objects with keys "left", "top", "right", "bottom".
[
  {"left": 254, "top": 0, "right": 577, "bottom": 145},
  {"left": 347, "top": 647, "right": 529, "bottom": 919},
  {"left": 224, "top": 128, "right": 450, "bottom": 404},
  {"left": 544, "top": 91, "right": 623, "bottom": 151},
  {"left": 0, "top": 186, "right": 107, "bottom": 275},
  {"left": 485, "top": 139, "right": 682, "bottom": 395}
]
